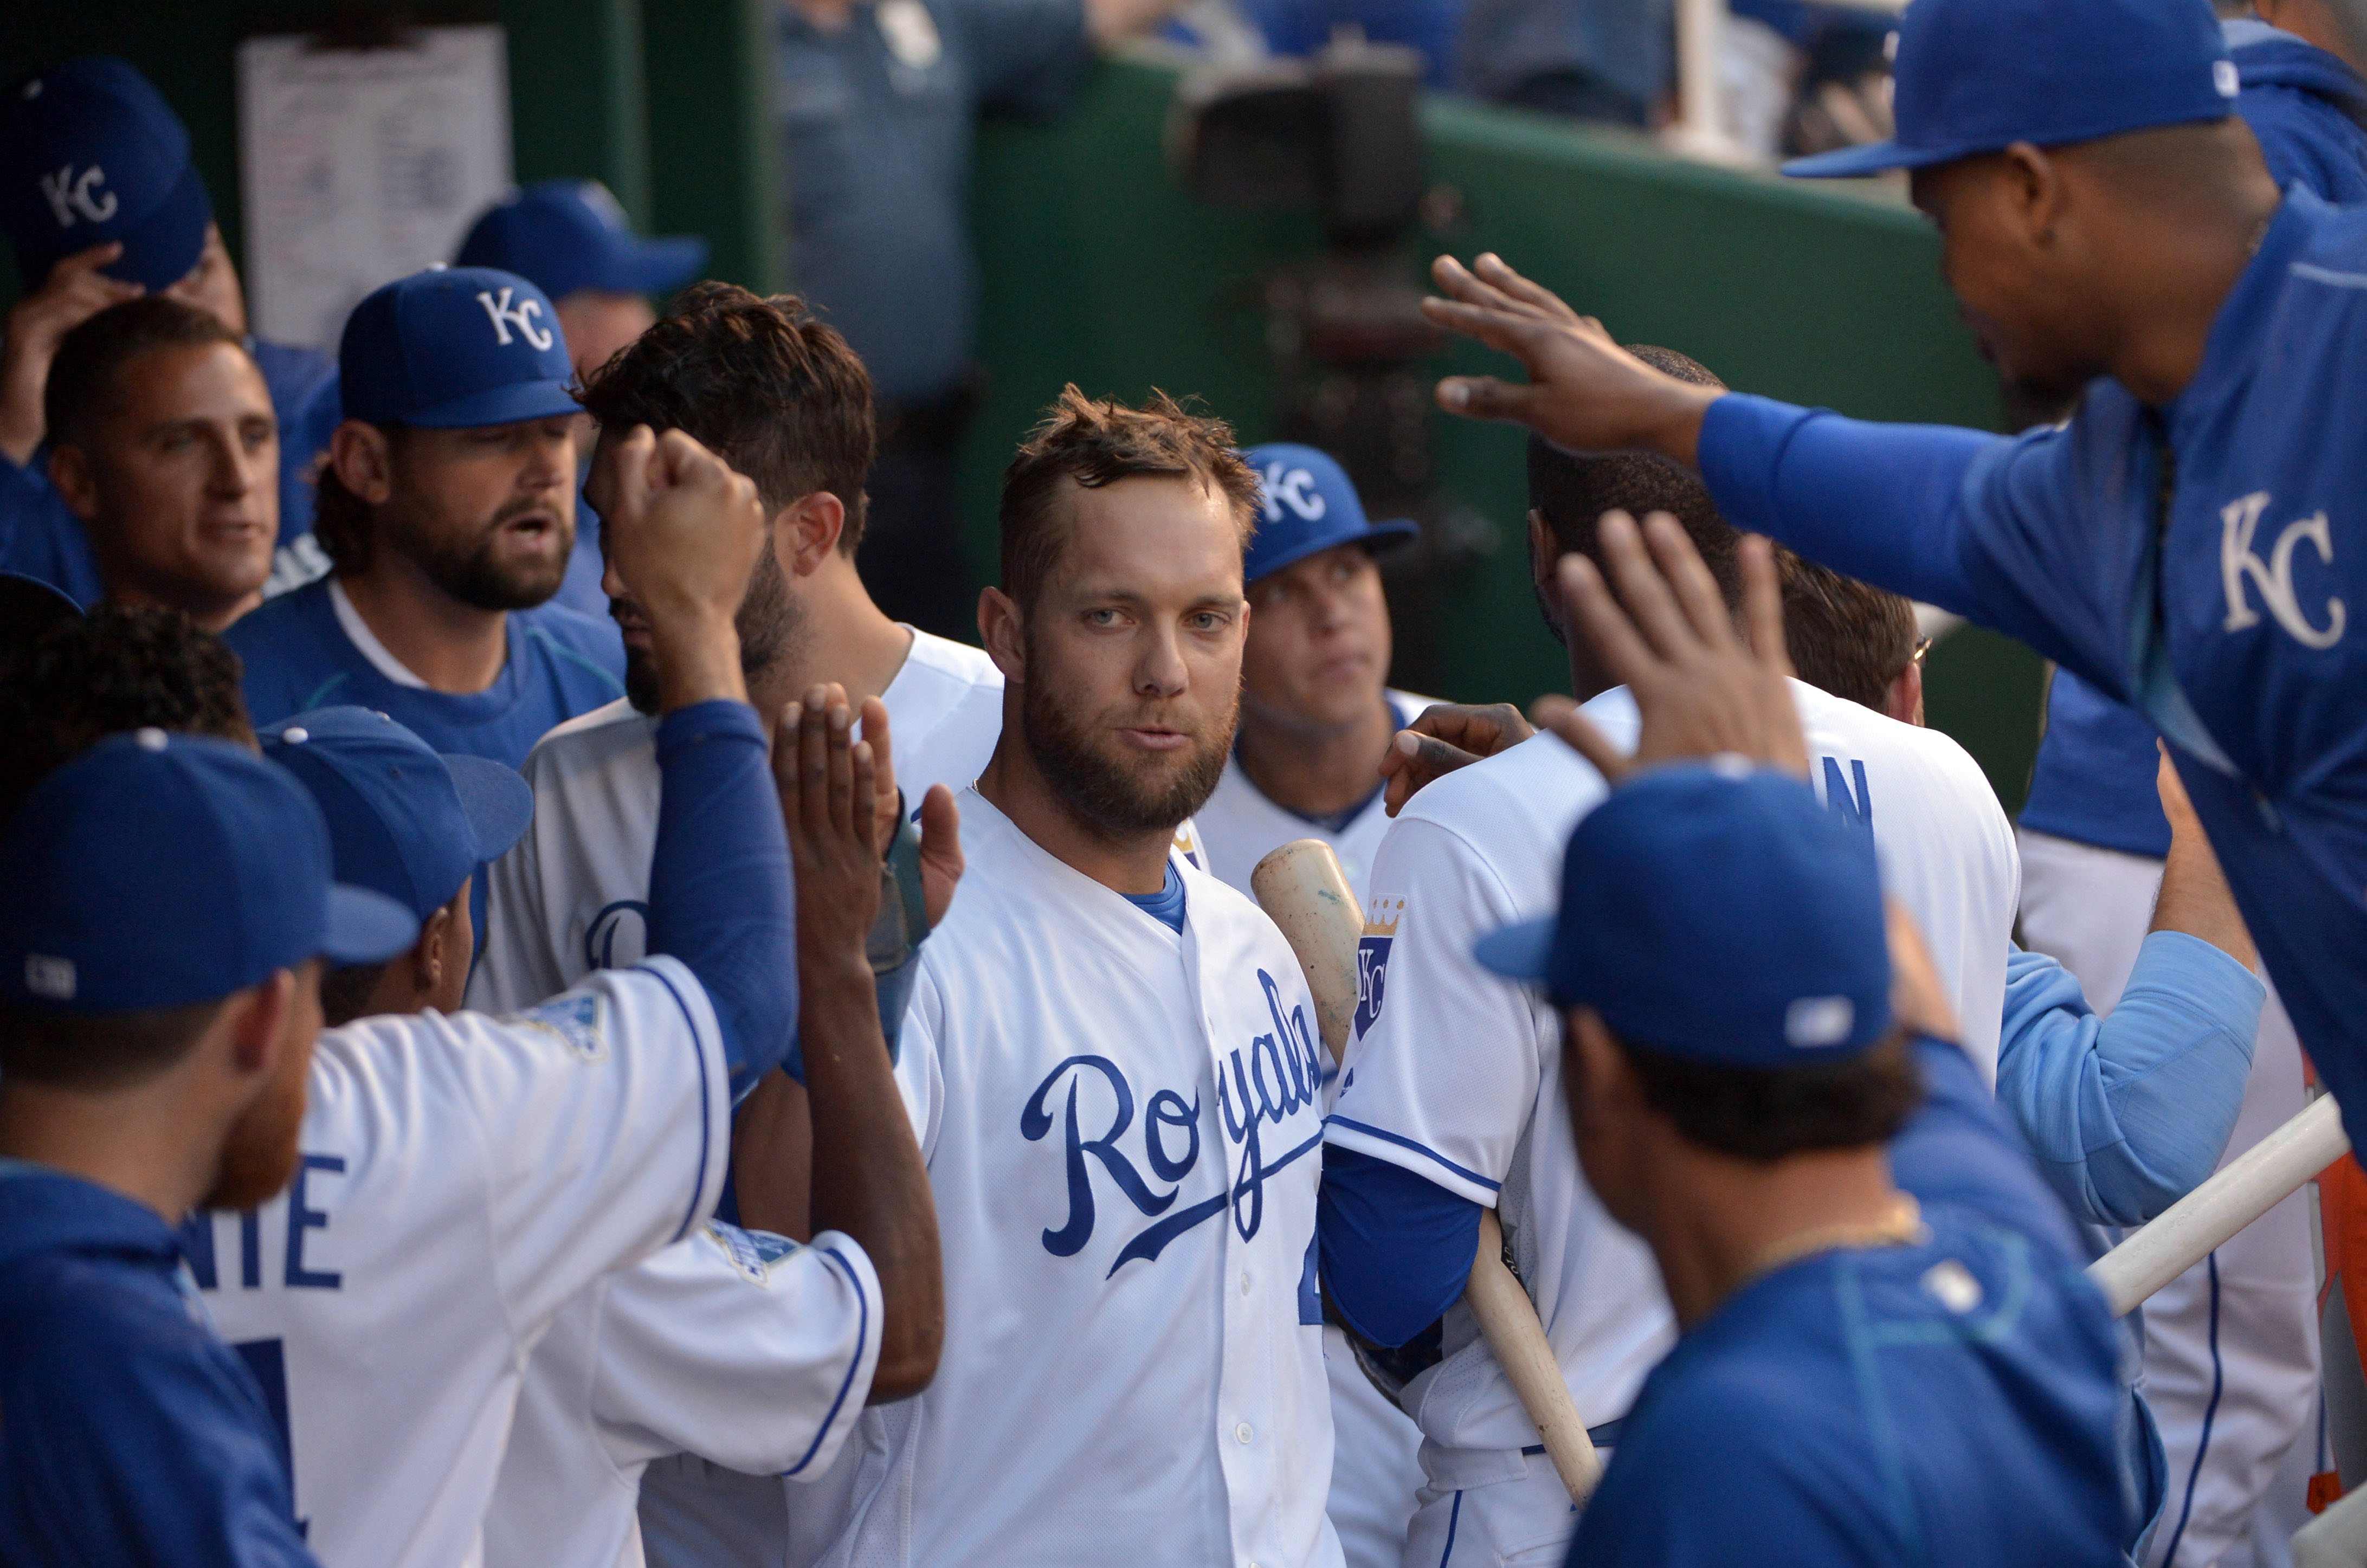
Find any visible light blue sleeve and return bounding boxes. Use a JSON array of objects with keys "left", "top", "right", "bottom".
[{"left": 1993, "top": 932, "right": 2266, "bottom": 1228}]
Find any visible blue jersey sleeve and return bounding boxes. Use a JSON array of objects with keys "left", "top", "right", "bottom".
[
  {"left": 1317, "top": 1143, "right": 1482, "bottom": 1348},
  {"left": 647, "top": 700, "right": 799, "bottom": 1095},
  {"left": 1890, "top": 1036, "right": 2085, "bottom": 1260},
  {"left": 1995, "top": 934, "right": 2265, "bottom": 1228}
]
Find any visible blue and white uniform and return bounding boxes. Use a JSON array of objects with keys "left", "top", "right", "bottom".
[
  {"left": 790, "top": 788, "right": 1341, "bottom": 1568},
  {"left": 1318, "top": 677, "right": 2016, "bottom": 1566}
]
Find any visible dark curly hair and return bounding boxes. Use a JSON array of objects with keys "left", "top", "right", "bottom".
[
  {"left": 0, "top": 604, "right": 254, "bottom": 818},
  {"left": 577, "top": 282, "right": 876, "bottom": 552},
  {"left": 998, "top": 385, "right": 1261, "bottom": 610}
]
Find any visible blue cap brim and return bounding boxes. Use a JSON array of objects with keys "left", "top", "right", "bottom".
[
  {"left": 323, "top": 882, "right": 422, "bottom": 965},
  {"left": 1781, "top": 139, "right": 1966, "bottom": 179},
  {"left": 441, "top": 752, "right": 536, "bottom": 863},
  {"left": 101, "top": 160, "right": 214, "bottom": 291},
  {"left": 607, "top": 235, "right": 707, "bottom": 295},
  {"left": 403, "top": 379, "right": 582, "bottom": 429},
  {"left": 1473, "top": 917, "right": 1556, "bottom": 985},
  {"left": 1248, "top": 518, "right": 1421, "bottom": 584}
]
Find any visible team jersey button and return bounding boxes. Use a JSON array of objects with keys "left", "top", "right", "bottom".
[
  {"left": 1235, "top": 1422, "right": 1253, "bottom": 1444},
  {"left": 1240, "top": 1271, "right": 1252, "bottom": 1295}
]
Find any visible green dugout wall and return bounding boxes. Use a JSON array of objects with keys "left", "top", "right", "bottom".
[{"left": 0, "top": 11, "right": 2046, "bottom": 809}]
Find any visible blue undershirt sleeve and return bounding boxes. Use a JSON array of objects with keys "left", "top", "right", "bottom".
[
  {"left": 1318, "top": 1143, "right": 1484, "bottom": 1349},
  {"left": 1696, "top": 393, "right": 1996, "bottom": 613},
  {"left": 1995, "top": 935, "right": 2265, "bottom": 1228},
  {"left": 646, "top": 700, "right": 799, "bottom": 1095}
]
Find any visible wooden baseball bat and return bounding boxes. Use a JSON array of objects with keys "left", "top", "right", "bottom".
[
  {"left": 2087, "top": 1093, "right": 2349, "bottom": 1318},
  {"left": 1252, "top": 838, "right": 1605, "bottom": 1504}
]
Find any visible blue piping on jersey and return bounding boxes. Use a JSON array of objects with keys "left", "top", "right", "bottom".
[
  {"left": 1325, "top": 1115, "right": 1502, "bottom": 1193},
  {"left": 642, "top": 962, "right": 718, "bottom": 1246},
  {"left": 298, "top": 672, "right": 351, "bottom": 713},
  {"left": 526, "top": 624, "right": 627, "bottom": 699},
  {"left": 1437, "top": 1488, "right": 1462, "bottom": 1566},
  {"left": 781, "top": 1243, "right": 872, "bottom": 1477},
  {"left": 2158, "top": 1254, "right": 2226, "bottom": 1568}
]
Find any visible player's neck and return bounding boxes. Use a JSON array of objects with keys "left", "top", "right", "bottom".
[
  {"left": 749, "top": 559, "right": 914, "bottom": 728},
  {"left": 337, "top": 558, "right": 511, "bottom": 695},
  {"left": 1644, "top": 1144, "right": 1905, "bottom": 1331},
  {"left": 0, "top": 1079, "right": 225, "bottom": 1225},
  {"left": 976, "top": 719, "right": 1176, "bottom": 897},
  {"left": 105, "top": 578, "right": 260, "bottom": 636},
  {"left": 1234, "top": 694, "right": 1396, "bottom": 820},
  {"left": 2105, "top": 179, "right": 2284, "bottom": 406}
]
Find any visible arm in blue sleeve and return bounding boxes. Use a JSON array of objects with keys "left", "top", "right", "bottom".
[
  {"left": 1695, "top": 393, "right": 1996, "bottom": 614},
  {"left": 1994, "top": 934, "right": 2265, "bottom": 1228},
  {"left": 646, "top": 700, "right": 799, "bottom": 1096},
  {"left": 1890, "top": 1035, "right": 2085, "bottom": 1259},
  {"left": 1318, "top": 1144, "right": 1483, "bottom": 1349}
]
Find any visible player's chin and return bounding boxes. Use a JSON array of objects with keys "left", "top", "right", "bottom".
[{"left": 203, "top": 1078, "right": 308, "bottom": 1211}]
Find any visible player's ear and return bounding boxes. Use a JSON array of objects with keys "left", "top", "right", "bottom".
[
  {"left": 979, "top": 586, "right": 1026, "bottom": 681},
  {"left": 47, "top": 443, "right": 100, "bottom": 520},
  {"left": 783, "top": 492, "right": 844, "bottom": 578},
  {"left": 328, "top": 420, "right": 397, "bottom": 507},
  {"left": 225, "top": 969, "right": 299, "bottom": 1079}
]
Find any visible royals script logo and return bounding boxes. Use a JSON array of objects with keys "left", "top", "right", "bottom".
[
  {"left": 2221, "top": 492, "right": 2346, "bottom": 650},
  {"left": 1020, "top": 969, "right": 1324, "bottom": 1275}
]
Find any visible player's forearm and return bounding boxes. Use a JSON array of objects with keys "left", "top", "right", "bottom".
[
  {"left": 800, "top": 951, "right": 941, "bottom": 1403},
  {"left": 1697, "top": 395, "right": 1990, "bottom": 612},
  {"left": 648, "top": 606, "right": 748, "bottom": 712},
  {"left": 647, "top": 701, "right": 799, "bottom": 1094},
  {"left": 2151, "top": 804, "right": 2259, "bottom": 969},
  {"left": 1317, "top": 1144, "right": 1482, "bottom": 1348}
]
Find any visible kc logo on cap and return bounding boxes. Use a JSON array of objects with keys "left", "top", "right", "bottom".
[
  {"left": 475, "top": 285, "right": 554, "bottom": 351},
  {"left": 38, "top": 163, "right": 117, "bottom": 228},
  {"left": 338, "top": 266, "right": 579, "bottom": 430}
]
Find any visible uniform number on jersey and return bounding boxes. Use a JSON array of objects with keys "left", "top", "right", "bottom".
[{"left": 232, "top": 1337, "right": 309, "bottom": 1537}]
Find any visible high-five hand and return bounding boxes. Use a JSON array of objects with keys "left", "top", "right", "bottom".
[
  {"left": 591, "top": 425, "right": 767, "bottom": 712},
  {"left": 1422, "top": 254, "right": 1721, "bottom": 466},
  {"left": 1532, "top": 511, "right": 1807, "bottom": 782}
]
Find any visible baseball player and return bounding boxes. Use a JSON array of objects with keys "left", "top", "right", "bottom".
[
  {"left": 224, "top": 266, "right": 624, "bottom": 766},
  {"left": 472, "top": 283, "right": 1004, "bottom": 1017},
  {"left": 33, "top": 295, "right": 280, "bottom": 633},
  {"left": 454, "top": 179, "right": 708, "bottom": 621},
  {"left": 0, "top": 57, "right": 339, "bottom": 602},
  {"left": 1318, "top": 366, "right": 2016, "bottom": 1564},
  {"left": 1418, "top": 0, "right": 2367, "bottom": 1191},
  {"left": 0, "top": 731, "right": 414, "bottom": 1567},
  {"left": 177, "top": 425, "right": 813, "bottom": 1568},
  {"left": 2008, "top": 18, "right": 2362, "bottom": 1559},
  {"left": 785, "top": 388, "right": 1338, "bottom": 1568},
  {"left": 1181, "top": 440, "right": 1432, "bottom": 1568},
  {"left": 1474, "top": 760, "right": 2127, "bottom": 1567}
]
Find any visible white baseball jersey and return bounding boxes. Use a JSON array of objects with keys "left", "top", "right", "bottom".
[
  {"left": 470, "top": 627, "right": 1005, "bottom": 1011},
  {"left": 1325, "top": 680, "right": 2019, "bottom": 1558},
  {"left": 1194, "top": 689, "right": 1440, "bottom": 901},
  {"left": 788, "top": 789, "right": 1341, "bottom": 1568},
  {"left": 481, "top": 1223, "right": 883, "bottom": 1568},
  {"left": 189, "top": 959, "right": 731, "bottom": 1568}
]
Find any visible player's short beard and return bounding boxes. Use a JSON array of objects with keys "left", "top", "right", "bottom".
[
  {"left": 201, "top": 1049, "right": 309, "bottom": 1212},
  {"left": 1019, "top": 634, "right": 1235, "bottom": 842},
  {"left": 383, "top": 492, "right": 573, "bottom": 612},
  {"left": 623, "top": 544, "right": 804, "bottom": 715}
]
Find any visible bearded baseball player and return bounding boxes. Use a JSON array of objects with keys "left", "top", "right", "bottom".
[
  {"left": 783, "top": 387, "right": 1339, "bottom": 1568},
  {"left": 183, "top": 426, "right": 815, "bottom": 1568},
  {"left": 1318, "top": 350, "right": 2018, "bottom": 1567}
]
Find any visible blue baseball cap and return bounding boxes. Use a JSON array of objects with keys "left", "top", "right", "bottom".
[
  {"left": 0, "top": 57, "right": 213, "bottom": 292},
  {"left": 0, "top": 730, "right": 417, "bottom": 1013},
  {"left": 1242, "top": 443, "right": 1419, "bottom": 584},
  {"left": 260, "top": 707, "right": 536, "bottom": 922},
  {"left": 339, "top": 266, "right": 578, "bottom": 428},
  {"left": 1784, "top": 0, "right": 2239, "bottom": 179},
  {"left": 1474, "top": 763, "right": 1893, "bottom": 1065},
  {"left": 454, "top": 181, "right": 706, "bottom": 302}
]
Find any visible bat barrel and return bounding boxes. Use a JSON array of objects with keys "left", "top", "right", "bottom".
[{"left": 2087, "top": 1094, "right": 2349, "bottom": 1318}]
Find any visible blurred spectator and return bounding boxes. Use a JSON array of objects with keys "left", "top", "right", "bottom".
[
  {"left": 1456, "top": 0, "right": 1668, "bottom": 124},
  {"left": 0, "top": 57, "right": 339, "bottom": 606},
  {"left": 771, "top": 0, "right": 1187, "bottom": 641},
  {"left": 455, "top": 180, "right": 708, "bottom": 621}
]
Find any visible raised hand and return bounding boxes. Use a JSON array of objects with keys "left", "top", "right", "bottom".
[
  {"left": 2, "top": 242, "right": 144, "bottom": 465},
  {"left": 1421, "top": 254, "right": 1721, "bottom": 466},
  {"left": 857, "top": 694, "right": 964, "bottom": 928},
  {"left": 1531, "top": 511, "right": 1807, "bottom": 783},
  {"left": 592, "top": 425, "right": 766, "bottom": 710}
]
